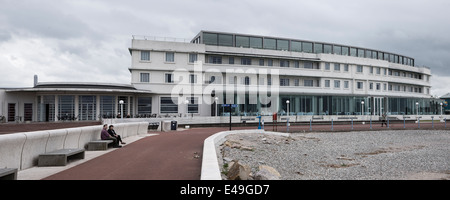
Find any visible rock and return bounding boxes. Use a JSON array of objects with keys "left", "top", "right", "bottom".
[
  {"left": 227, "top": 161, "right": 251, "bottom": 180},
  {"left": 254, "top": 165, "right": 281, "bottom": 180}
]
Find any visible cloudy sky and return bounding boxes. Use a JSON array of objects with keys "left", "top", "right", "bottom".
[{"left": 0, "top": 0, "right": 449, "bottom": 96}]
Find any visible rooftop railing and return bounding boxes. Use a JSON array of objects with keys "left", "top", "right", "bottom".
[{"left": 132, "top": 35, "right": 190, "bottom": 43}]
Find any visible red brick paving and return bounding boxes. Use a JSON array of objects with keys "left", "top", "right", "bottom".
[{"left": 43, "top": 127, "right": 231, "bottom": 180}]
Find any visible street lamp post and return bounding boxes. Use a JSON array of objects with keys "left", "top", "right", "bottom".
[
  {"left": 440, "top": 102, "right": 443, "bottom": 117},
  {"left": 416, "top": 102, "right": 419, "bottom": 120},
  {"left": 214, "top": 97, "right": 219, "bottom": 117},
  {"left": 119, "top": 100, "right": 124, "bottom": 119},
  {"left": 185, "top": 99, "right": 189, "bottom": 117},
  {"left": 361, "top": 100, "right": 365, "bottom": 116},
  {"left": 286, "top": 100, "right": 290, "bottom": 116}
]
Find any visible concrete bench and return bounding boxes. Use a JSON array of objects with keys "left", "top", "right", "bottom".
[
  {"left": 87, "top": 140, "right": 113, "bottom": 151},
  {"left": 0, "top": 168, "right": 18, "bottom": 180},
  {"left": 38, "top": 148, "right": 85, "bottom": 167}
]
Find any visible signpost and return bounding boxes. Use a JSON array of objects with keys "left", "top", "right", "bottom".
[{"left": 222, "top": 104, "right": 237, "bottom": 130}]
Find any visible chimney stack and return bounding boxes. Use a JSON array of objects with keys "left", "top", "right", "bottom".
[{"left": 34, "top": 75, "right": 38, "bottom": 87}]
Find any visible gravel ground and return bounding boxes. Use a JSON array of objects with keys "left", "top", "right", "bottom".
[{"left": 219, "top": 130, "right": 450, "bottom": 180}]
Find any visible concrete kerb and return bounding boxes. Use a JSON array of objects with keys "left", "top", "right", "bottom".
[{"left": 200, "top": 129, "right": 289, "bottom": 180}]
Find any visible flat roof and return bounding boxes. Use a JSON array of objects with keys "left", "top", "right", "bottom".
[{"left": 5, "top": 82, "right": 152, "bottom": 94}]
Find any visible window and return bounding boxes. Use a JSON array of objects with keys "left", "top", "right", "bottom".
[
  {"left": 280, "top": 78, "right": 290, "bottom": 86},
  {"left": 325, "top": 80, "right": 330, "bottom": 88},
  {"left": 250, "top": 37, "right": 262, "bottom": 49},
  {"left": 259, "top": 59, "right": 264, "bottom": 66},
  {"left": 302, "top": 42, "right": 313, "bottom": 53},
  {"left": 291, "top": 41, "right": 302, "bottom": 52},
  {"left": 218, "top": 34, "right": 233, "bottom": 46},
  {"left": 325, "top": 62, "right": 330, "bottom": 70},
  {"left": 314, "top": 43, "right": 323, "bottom": 53},
  {"left": 203, "top": 33, "right": 218, "bottom": 45},
  {"left": 324, "top": 44, "right": 332, "bottom": 54},
  {"left": 357, "top": 82, "right": 364, "bottom": 89},
  {"left": 140, "top": 73, "right": 150, "bottom": 82},
  {"left": 160, "top": 97, "right": 178, "bottom": 113},
  {"left": 369, "top": 82, "right": 373, "bottom": 90},
  {"left": 334, "top": 63, "right": 340, "bottom": 71},
  {"left": 294, "top": 61, "right": 299, "bottom": 68},
  {"left": 294, "top": 79, "right": 300, "bottom": 86},
  {"left": 100, "top": 96, "right": 115, "bottom": 118},
  {"left": 344, "top": 64, "right": 349, "bottom": 72},
  {"left": 244, "top": 76, "right": 251, "bottom": 85},
  {"left": 165, "top": 52, "right": 175, "bottom": 62},
  {"left": 137, "top": 97, "right": 152, "bottom": 115},
  {"left": 342, "top": 47, "right": 349, "bottom": 56},
  {"left": 189, "top": 74, "right": 197, "bottom": 84},
  {"left": 58, "top": 95, "right": 75, "bottom": 120},
  {"left": 357, "top": 49, "right": 364, "bottom": 57},
  {"left": 267, "top": 77, "right": 272, "bottom": 85},
  {"left": 277, "top": 39, "right": 289, "bottom": 51},
  {"left": 267, "top": 59, "right": 273, "bottom": 66},
  {"left": 350, "top": 48, "right": 357, "bottom": 57},
  {"left": 229, "top": 76, "right": 236, "bottom": 84},
  {"left": 280, "top": 60, "right": 289, "bottom": 67},
  {"left": 344, "top": 81, "right": 349, "bottom": 89},
  {"left": 236, "top": 36, "right": 250, "bottom": 48},
  {"left": 376, "top": 67, "right": 381, "bottom": 74},
  {"left": 263, "top": 38, "right": 276, "bottom": 50},
  {"left": 241, "top": 58, "right": 251, "bottom": 65},
  {"left": 334, "top": 45, "right": 342, "bottom": 55},
  {"left": 187, "top": 97, "right": 199, "bottom": 113},
  {"left": 356, "top": 65, "right": 363, "bottom": 73},
  {"left": 165, "top": 73, "right": 174, "bottom": 83},
  {"left": 189, "top": 54, "right": 197, "bottom": 63},
  {"left": 376, "top": 83, "right": 381, "bottom": 90},
  {"left": 208, "top": 56, "right": 222, "bottom": 64},
  {"left": 365, "top": 50, "right": 372, "bottom": 58},
  {"left": 304, "top": 80, "right": 313, "bottom": 87},
  {"left": 304, "top": 62, "right": 313, "bottom": 69},
  {"left": 334, "top": 80, "right": 340, "bottom": 88},
  {"left": 229, "top": 57, "right": 234, "bottom": 64},
  {"left": 141, "top": 51, "right": 150, "bottom": 61}
]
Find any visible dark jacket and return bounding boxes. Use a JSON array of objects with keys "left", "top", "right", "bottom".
[{"left": 107, "top": 129, "right": 117, "bottom": 137}]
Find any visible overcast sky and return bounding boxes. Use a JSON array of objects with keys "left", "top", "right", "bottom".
[{"left": 0, "top": 0, "right": 449, "bottom": 96}]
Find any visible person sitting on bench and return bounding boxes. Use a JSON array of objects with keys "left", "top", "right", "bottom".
[
  {"left": 108, "top": 125, "right": 126, "bottom": 145},
  {"left": 101, "top": 124, "right": 121, "bottom": 148}
]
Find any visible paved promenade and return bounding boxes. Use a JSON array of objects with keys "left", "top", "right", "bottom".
[
  {"left": 42, "top": 127, "right": 229, "bottom": 180},
  {"left": 10, "top": 120, "right": 448, "bottom": 180}
]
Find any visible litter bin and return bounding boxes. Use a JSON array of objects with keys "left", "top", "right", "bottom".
[{"left": 171, "top": 121, "right": 177, "bottom": 130}]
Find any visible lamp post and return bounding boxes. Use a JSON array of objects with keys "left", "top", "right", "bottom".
[
  {"left": 440, "top": 102, "right": 443, "bottom": 117},
  {"left": 416, "top": 102, "right": 419, "bottom": 120},
  {"left": 185, "top": 99, "right": 189, "bottom": 117},
  {"left": 286, "top": 100, "right": 290, "bottom": 116},
  {"left": 119, "top": 100, "right": 124, "bottom": 119},
  {"left": 214, "top": 97, "right": 219, "bottom": 117},
  {"left": 361, "top": 100, "right": 365, "bottom": 115}
]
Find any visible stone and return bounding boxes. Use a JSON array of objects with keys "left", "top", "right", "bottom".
[
  {"left": 254, "top": 165, "right": 281, "bottom": 180},
  {"left": 227, "top": 161, "right": 251, "bottom": 180}
]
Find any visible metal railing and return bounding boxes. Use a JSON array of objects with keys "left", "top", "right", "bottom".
[{"left": 132, "top": 35, "right": 190, "bottom": 43}]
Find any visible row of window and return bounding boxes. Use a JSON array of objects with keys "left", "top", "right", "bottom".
[
  {"left": 140, "top": 72, "right": 428, "bottom": 94},
  {"left": 197, "top": 32, "right": 415, "bottom": 66},
  {"left": 140, "top": 51, "right": 426, "bottom": 82},
  {"left": 140, "top": 51, "right": 198, "bottom": 63}
]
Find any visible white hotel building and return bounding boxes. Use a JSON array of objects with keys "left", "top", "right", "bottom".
[
  {"left": 0, "top": 30, "right": 442, "bottom": 122},
  {"left": 129, "top": 30, "right": 438, "bottom": 117}
]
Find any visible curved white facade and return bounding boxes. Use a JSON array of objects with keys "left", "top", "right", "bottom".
[{"left": 129, "top": 31, "right": 438, "bottom": 117}]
